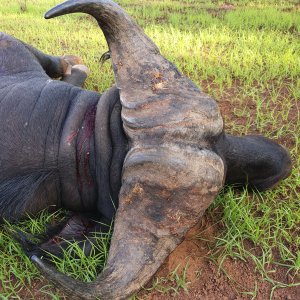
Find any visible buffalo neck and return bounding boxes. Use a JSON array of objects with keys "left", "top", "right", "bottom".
[
  {"left": 58, "top": 87, "right": 100, "bottom": 212},
  {"left": 94, "top": 86, "right": 129, "bottom": 221},
  {"left": 59, "top": 85, "right": 128, "bottom": 220}
]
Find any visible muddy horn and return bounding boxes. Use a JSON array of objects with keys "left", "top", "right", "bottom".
[{"left": 38, "top": 0, "right": 225, "bottom": 299}]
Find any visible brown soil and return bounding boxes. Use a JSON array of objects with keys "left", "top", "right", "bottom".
[
  {"left": 138, "top": 215, "right": 300, "bottom": 300},
  {"left": 207, "top": 3, "right": 235, "bottom": 18},
  {"left": 201, "top": 79, "right": 299, "bottom": 149}
]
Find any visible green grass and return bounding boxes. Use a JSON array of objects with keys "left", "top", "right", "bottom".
[
  {"left": 47, "top": 224, "right": 112, "bottom": 283},
  {"left": 143, "top": 263, "right": 191, "bottom": 296},
  {"left": 0, "top": 0, "right": 299, "bottom": 299},
  {"left": 0, "top": 211, "right": 64, "bottom": 298}
]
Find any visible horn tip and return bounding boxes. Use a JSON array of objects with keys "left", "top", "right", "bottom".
[
  {"left": 31, "top": 254, "right": 41, "bottom": 264},
  {"left": 44, "top": 9, "right": 56, "bottom": 19}
]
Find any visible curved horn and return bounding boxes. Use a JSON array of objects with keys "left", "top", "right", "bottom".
[{"left": 41, "top": 1, "right": 225, "bottom": 299}]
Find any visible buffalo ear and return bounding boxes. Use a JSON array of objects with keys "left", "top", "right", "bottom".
[{"left": 33, "top": 214, "right": 109, "bottom": 259}]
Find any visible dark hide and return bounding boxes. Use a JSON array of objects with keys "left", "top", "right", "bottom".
[
  {"left": 0, "top": 33, "right": 127, "bottom": 221},
  {"left": 0, "top": 1, "right": 292, "bottom": 298},
  {"left": 216, "top": 133, "right": 291, "bottom": 190}
]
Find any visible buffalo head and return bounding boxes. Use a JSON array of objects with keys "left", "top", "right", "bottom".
[{"left": 7, "top": 0, "right": 289, "bottom": 299}]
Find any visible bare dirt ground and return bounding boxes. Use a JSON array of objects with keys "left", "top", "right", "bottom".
[{"left": 138, "top": 215, "right": 300, "bottom": 300}]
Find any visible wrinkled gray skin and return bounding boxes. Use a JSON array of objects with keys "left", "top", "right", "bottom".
[
  {"left": 0, "top": 34, "right": 127, "bottom": 221},
  {"left": 0, "top": 0, "right": 291, "bottom": 299}
]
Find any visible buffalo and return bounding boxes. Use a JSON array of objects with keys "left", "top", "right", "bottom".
[{"left": 0, "top": 0, "right": 291, "bottom": 299}]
